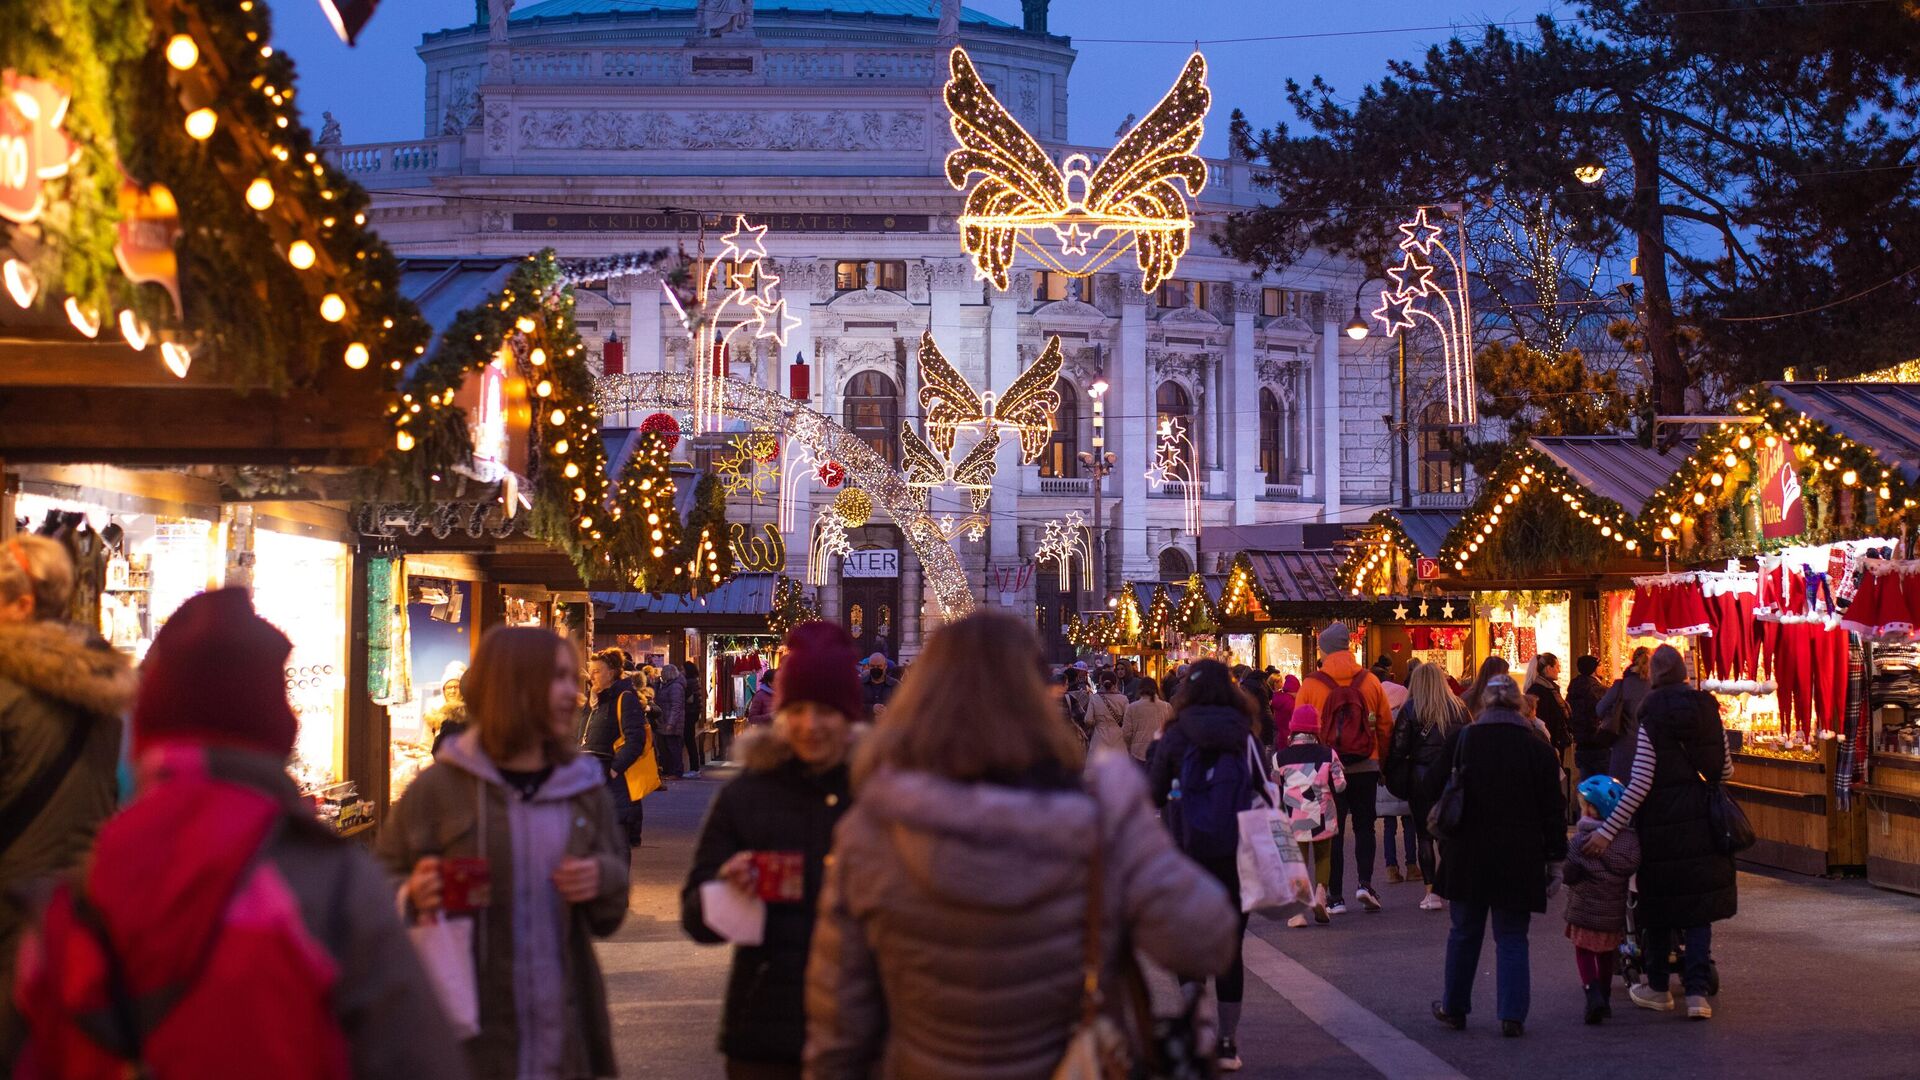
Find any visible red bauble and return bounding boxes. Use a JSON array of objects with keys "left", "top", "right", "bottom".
[
  {"left": 815, "top": 460, "right": 846, "bottom": 489},
  {"left": 640, "top": 412, "right": 681, "bottom": 452}
]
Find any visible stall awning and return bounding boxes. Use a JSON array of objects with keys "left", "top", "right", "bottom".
[
  {"left": 1529, "top": 435, "right": 1696, "bottom": 517},
  {"left": 1243, "top": 549, "right": 1348, "bottom": 606},
  {"left": 1769, "top": 381, "right": 1920, "bottom": 482},
  {"left": 398, "top": 258, "right": 521, "bottom": 372},
  {"left": 593, "top": 573, "right": 777, "bottom": 618},
  {"left": 1391, "top": 509, "right": 1461, "bottom": 558}
]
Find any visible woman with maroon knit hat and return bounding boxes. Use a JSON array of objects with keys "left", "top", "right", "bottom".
[
  {"left": 13, "top": 588, "right": 468, "bottom": 1079},
  {"left": 682, "top": 621, "right": 861, "bottom": 1079}
]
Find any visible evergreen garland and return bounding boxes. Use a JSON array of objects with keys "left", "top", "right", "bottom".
[{"left": 1438, "top": 446, "right": 1644, "bottom": 579}]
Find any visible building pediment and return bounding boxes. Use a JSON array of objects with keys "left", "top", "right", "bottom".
[
  {"left": 1157, "top": 305, "right": 1223, "bottom": 329},
  {"left": 1261, "top": 314, "right": 1317, "bottom": 343},
  {"left": 1033, "top": 298, "right": 1110, "bottom": 327},
  {"left": 825, "top": 287, "right": 918, "bottom": 318}
]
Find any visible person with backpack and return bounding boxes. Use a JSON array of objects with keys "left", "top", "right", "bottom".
[
  {"left": 1294, "top": 623, "right": 1394, "bottom": 915},
  {"left": 0, "top": 536, "right": 135, "bottom": 1068},
  {"left": 12, "top": 588, "right": 469, "bottom": 1079},
  {"left": 1272, "top": 704, "right": 1344, "bottom": 928},
  {"left": 1147, "top": 659, "right": 1272, "bottom": 1072},
  {"left": 1385, "top": 663, "right": 1471, "bottom": 912},
  {"left": 382, "top": 626, "right": 631, "bottom": 1080}
]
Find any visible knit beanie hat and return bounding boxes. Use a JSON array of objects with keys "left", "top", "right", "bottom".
[
  {"left": 774, "top": 621, "right": 865, "bottom": 722},
  {"left": 1289, "top": 703, "right": 1321, "bottom": 735},
  {"left": 1318, "top": 622, "right": 1351, "bottom": 654},
  {"left": 133, "top": 588, "right": 298, "bottom": 758},
  {"left": 1282, "top": 674, "right": 1300, "bottom": 694}
]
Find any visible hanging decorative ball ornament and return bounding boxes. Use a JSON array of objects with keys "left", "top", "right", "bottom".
[
  {"left": 834, "top": 487, "right": 873, "bottom": 529},
  {"left": 745, "top": 431, "right": 780, "bottom": 464},
  {"left": 814, "top": 459, "right": 846, "bottom": 489},
  {"left": 639, "top": 411, "right": 682, "bottom": 452}
]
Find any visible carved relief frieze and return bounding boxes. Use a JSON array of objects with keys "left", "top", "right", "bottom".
[{"left": 513, "top": 108, "right": 927, "bottom": 152}]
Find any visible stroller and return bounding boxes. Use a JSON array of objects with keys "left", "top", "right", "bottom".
[{"left": 1617, "top": 880, "right": 1720, "bottom": 995}]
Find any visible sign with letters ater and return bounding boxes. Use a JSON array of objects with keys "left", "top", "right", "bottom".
[{"left": 841, "top": 549, "right": 899, "bottom": 579}]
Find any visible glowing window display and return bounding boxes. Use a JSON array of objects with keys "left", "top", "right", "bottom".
[{"left": 251, "top": 529, "right": 350, "bottom": 788}]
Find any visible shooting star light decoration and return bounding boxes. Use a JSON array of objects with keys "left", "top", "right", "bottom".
[
  {"left": 1146, "top": 416, "right": 1201, "bottom": 534},
  {"left": 663, "top": 215, "right": 803, "bottom": 434},
  {"left": 1036, "top": 510, "right": 1094, "bottom": 591},
  {"left": 943, "top": 47, "right": 1210, "bottom": 292},
  {"left": 1372, "top": 206, "right": 1478, "bottom": 425},
  {"left": 808, "top": 512, "right": 853, "bottom": 585}
]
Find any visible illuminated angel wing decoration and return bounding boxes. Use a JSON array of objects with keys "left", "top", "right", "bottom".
[
  {"left": 1085, "top": 53, "right": 1210, "bottom": 292},
  {"left": 916, "top": 330, "right": 986, "bottom": 456},
  {"left": 943, "top": 48, "right": 1068, "bottom": 292},
  {"left": 900, "top": 423, "right": 950, "bottom": 488},
  {"left": 990, "top": 335, "right": 1064, "bottom": 463},
  {"left": 952, "top": 429, "right": 1001, "bottom": 489}
]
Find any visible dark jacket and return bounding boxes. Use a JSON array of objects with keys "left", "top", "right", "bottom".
[
  {"left": 860, "top": 674, "right": 898, "bottom": 712},
  {"left": 378, "top": 733, "right": 629, "bottom": 1080},
  {"left": 583, "top": 678, "right": 648, "bottom": 772},
  {"left": 1563, "top": 816, "right": 1641, "bottom": 934},
  {"left": 1432, "top": 710, "right": 1568, "bottom": 913},
  {"left": 655, "top": 666, "right": 688, "bottom": 738},
  {"left": 1239, "top": 674, "right": 1275, "bottom": 747},
  {"left": 1598, "top": 671, "right": 1651, "bottom": 777},
  {"left": 1527, "top": 679, "right": 1572, "bottom": 751},
  {"left": 0, "top": 618, "right": 134, "bottom": 1056},
  {"left": 1388, "top": 702, "right": 1457, "bottom": 809},
  {"left": 682, "top": 729, "right": 851, "bottom": 1064},
  {"left": 1147, "top": 705, "right": 1264, "bottom": 857},
  {"left": 1566, "top": 672, "right": 1609, "bottom": 754},
  {"left": 1633, "top": 684, "right": 1738, "bottom": 928}
]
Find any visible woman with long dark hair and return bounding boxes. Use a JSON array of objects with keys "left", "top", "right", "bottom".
[
  {"left": 1461, "top": 656, "right": 1510, "bottom": 718},
  {"left": 1146, "top": 659, "right": 1271, "bottom": 1072}
]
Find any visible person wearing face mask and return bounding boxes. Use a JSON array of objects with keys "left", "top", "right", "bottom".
[
  {"left": 381, "top": 627, "right": 631, "bottom": 1080},
  {"left": 683, "top": 622, "right": 862, "bottom": 1079}
]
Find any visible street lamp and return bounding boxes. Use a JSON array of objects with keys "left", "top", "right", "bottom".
[
  {"left": 1344, "top": 304, "right": 1370, "bottom": 340},
  {"left": 1574, "top": 162, "right": 1606, "bottom": 185},
  {"left": 1078, "top": 376, "right": 1116, "bottom": 608}
]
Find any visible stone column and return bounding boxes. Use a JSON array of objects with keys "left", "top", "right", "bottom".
[
  {"left": 986, "top": 273, "right": 1025, "bottom": 568},
  {"left": 819, "top": 567, "right": 841, "bottom": 622},
  {"left": 1114, "top": 273, "right": 1151, "bottom": 583},
  {"left": 1318, "top": 293, "right": 1343, "bottom": 520},
  {"left": 629, "top": 270, "right": 663, "bottom": 373},
  {"left": 899, "top": 546, "right": 922, "bottom": 659},
  {"left": 1226, "top": 284, "right": 1260, "bottom": 523}
]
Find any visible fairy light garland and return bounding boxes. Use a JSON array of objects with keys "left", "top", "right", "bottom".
[
  {"left": 1438, "top": 446, "right": 1645, "bottom": 578},
  {"left": 1634, "top": 387, "right": 1914, "bottom": 559},
  {"left": 1142, "top": 584, "right": 1176, "bottom": 643},
  {"left": 1336, "top": 510, "right": 1426, "bottom": 597},
  {"left": 1173, "top": 572, "right": 1219, "bottom": 635},
  {"left": 1217, "top": 555, "right": 1270, "bottom": 621},
  {"left": 768, "top": 574, "right": 820, "bottom": 638},
  {"left": 942, "top": 46, "right": 1210, "bottom": 292},
  {"left": 607, "top": 431, "right": 684, "bottom": 590}
]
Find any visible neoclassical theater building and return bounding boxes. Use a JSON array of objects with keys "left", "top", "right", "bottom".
[{"left": 331, "top": 0, "right": 1452, "bottom": 658}]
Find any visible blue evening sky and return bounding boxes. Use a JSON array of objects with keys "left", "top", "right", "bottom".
[{"left": 269, "top": 0, "right": 1563, "bottom": 154}]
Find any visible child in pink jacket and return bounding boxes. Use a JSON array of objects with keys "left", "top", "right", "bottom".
[{"left": 1270, "top": 704, "right": 1346, "bottom": 927}]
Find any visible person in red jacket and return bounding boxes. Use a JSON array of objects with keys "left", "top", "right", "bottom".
[{"left": 1294, "top": 622, "right": 1395, "bottom": 914}]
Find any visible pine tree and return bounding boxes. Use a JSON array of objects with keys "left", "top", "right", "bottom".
[
  {"left": 680, "top": 473, "right": 734, "bottom": 596},
  {"left": 609, "top": 432, "right": 684, "bottom": 592}
]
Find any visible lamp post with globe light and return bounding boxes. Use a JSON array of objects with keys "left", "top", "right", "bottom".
[
  {"left": 1077, "top": 376, "right": 1117, "bottom": 607},
  {"left": 1346, "top": 277, "right": 1413, "bottom": 509}
]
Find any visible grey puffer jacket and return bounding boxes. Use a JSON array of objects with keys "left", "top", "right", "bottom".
[
  {"left": 0, "top": 618, "right": 134, "bottom": 1057},
  {"left": 1563, "top": 816, "right": 1641, "bottom": 934},
  {"left": 655, "top": 664, "right": 688, "bottom": 736},
  {"left": 805, "top": 751, "right": 1236, "bottom": 1080}
]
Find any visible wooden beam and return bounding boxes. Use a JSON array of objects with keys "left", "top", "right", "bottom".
[{"left": 0, "top": 385, "right": 390, "bottom": 463}]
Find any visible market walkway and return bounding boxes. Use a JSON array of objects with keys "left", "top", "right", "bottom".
[{"left": 599, "top": 776, "right": 1920, "bottom": 1079}]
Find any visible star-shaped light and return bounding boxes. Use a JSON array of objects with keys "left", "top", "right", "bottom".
[
  {"left": 1441, "top": 601, "right": 1456, "bottom": 619},
  {"left": 1396, "top": 206, "right": 1447, "bottom": 257},
  {"left": 1385, "top": 251, "right": 1436, "bottom": 297},
  {"left": 1393, "top": 603, "right": 1409, "bottom": 621},
  {"left": 719, "top": 216, "right": 768, "bottom": 263},
  {"left": 1418, "top": 598, "right": 1431, "bottom": 618},
  {"left": 1371, "top": 289, "right": 1418, "bottom": 335},
  {"left": 747, "top": 297, "right": 803, "bottom": 345},
  {"left": 1054, "top": 221, "right": 1093, "bottom": 257}
]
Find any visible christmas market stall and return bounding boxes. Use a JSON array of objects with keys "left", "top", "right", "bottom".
[
  {"left": 1334, "top": 508, "right": 1475, "bottom": 683},
  {"left": 0, "top": 0, "right": 435, "bottom": 836},
  {"left": 1224, "top": 550, "right": 1400, "bottom": 678},
  {"left": 1632, "top": 382, "right": 1920, "bottom": 885}
]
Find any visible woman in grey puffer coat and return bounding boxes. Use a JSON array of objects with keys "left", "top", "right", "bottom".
[{"left": 806, "top": 614, "right": 1236, "bottom": 1080}]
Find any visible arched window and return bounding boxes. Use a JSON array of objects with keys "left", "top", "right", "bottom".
[
  {"left": 845, "top": 371, "right": 899, "bottom": 466},
  {"left": 1418, "top": 402, "right": 1464, "bottom": 494},
  {"left": 1039, "top": 379, "right": 1079, "bottom": 478},
  {"left": 1159, "top": 546, "right": 1192, "bottom": 579},
  {"left": 1155, "top": 381, "right": 1196, "bottom": 475},
  {"left": 1258, "top": 388, "right": 1284, "bottom": 484}
]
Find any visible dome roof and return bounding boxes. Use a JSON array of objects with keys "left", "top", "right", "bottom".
[{"left": 511, "top": 0, "right": 1016, "bottom": 29}]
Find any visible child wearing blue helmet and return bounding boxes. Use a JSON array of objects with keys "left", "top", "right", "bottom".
[{"left": 1563, "top": 774, "right": 1642, "bottom": 1024}]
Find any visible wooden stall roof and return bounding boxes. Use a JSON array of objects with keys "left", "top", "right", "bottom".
[
  {"left": 1770, "top": 381, "right": 1920, "bottom": 482},
  {"left": 1393, "top": 509, "right": 1462, "bottom": 558},
  {"left": 1529, "top": 435, "right": 1696, "bottom": 518}
]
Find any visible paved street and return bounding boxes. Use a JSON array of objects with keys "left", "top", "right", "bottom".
[{"left": 600, "top": 776, "right": 1920, "bottom": 1079}]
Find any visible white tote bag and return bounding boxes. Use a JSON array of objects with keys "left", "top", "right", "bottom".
[
  {"left": 1236, "top": 806, "right": 1313, "bottom": 916},
  {"left": 409, "top": 911, "right": 481, "bottom": 1040}
]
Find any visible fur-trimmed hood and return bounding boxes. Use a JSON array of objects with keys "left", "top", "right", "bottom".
[
  {"left": 731, "top": 722, "right": 868, "bottom": 773},
  {"left": 0, "top": 619, "right": 136, "bottom": 718}
]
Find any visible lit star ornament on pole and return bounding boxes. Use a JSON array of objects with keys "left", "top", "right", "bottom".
[
  {"left": 1146, "top": 416, "right": 1202, "bottom": 534},
  {"left": 1372, "top": 206, "right": 1478, "bottom": 425},
  {"left": 666, "top": 215, "right": 803, "bottom": 434},
  {"left": 942, "top": 47, "right": 1211, "bottom": 293}
]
